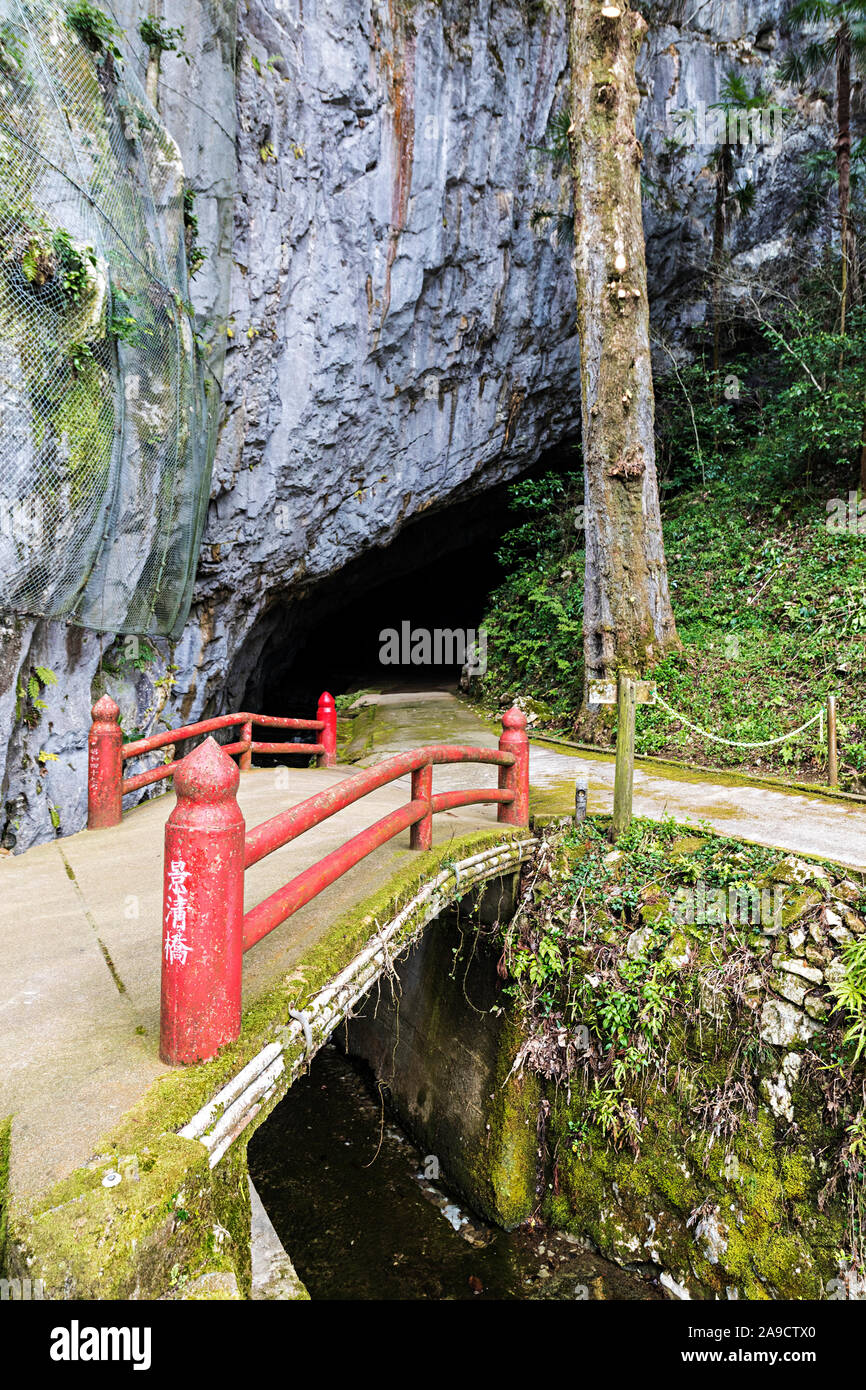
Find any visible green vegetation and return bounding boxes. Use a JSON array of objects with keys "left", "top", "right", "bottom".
[
  {"left": 51, "top": 228, "right": 97, "bottom": 304},
  {"left": 15, "top": 665, "right": 57, "bottom": 729},
  {"left": 498, "top": 820, "right": 866, "bottom": 1295},
  {"left": 138, "top": 15, "right": 187, "bottom": 59},
  {"left": 831, "top": 931, "right": 866, "bottom": 1060},
  {"left": 477, "top": 276, "right": 866, "bottom": 784},
  {"left": 0, "top": 21, "right": 26, "bottom": 74},
  {"left": 0, "top": 1115, "right": 11, "bottom": 1275},
  {"left": 66, "top": 1, "right": 122, "bottom": 60},
  {"left": 182, "top": 186, "right": 206, "bottom": 278}
]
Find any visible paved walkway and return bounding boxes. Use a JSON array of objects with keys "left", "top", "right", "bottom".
[
  {"left": 2, "top": 686, "right": 864, "bottom": 1199},
  {"left": 349, "top": 688, "right": 866, "bottom": 869},
  {"left": 0, "top": 741, "right": 505, "bottom": 1198}
]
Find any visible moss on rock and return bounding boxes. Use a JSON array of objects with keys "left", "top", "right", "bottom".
[
  {"left": 500, "top": 820, "right": 864, "bottom": 1299},
  {"left": 0, "top": 1115, "right": 11, "bottom": 1275}
]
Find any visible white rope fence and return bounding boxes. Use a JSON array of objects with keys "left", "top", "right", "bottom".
[{"left": 653, "top": 693, "right": 825, "bottom": 750}]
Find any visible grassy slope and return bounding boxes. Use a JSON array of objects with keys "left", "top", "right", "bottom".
[{"left": 478, "top": 482, "right": 866, "bottom": 786}]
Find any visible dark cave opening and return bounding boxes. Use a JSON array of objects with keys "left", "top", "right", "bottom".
[{"left": 235, "top": 440, "right": 579, "bottom": 731}]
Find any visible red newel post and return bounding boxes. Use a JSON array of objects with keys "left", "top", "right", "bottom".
[
  {"left": 498, "top": 707, "right": 529, "bottom": 826},
  {"left": 160, "top": 737, "right": 245, "bottom": 1066},
  {"left": 239, "top": 719, "right": 253, "bottom": 772},
  {"left": 317, "top": 691, "right": 337, "bottom": 767},
  {"left": 87, "top": 695, "right": 123, "bottom": 829},
  {"left": 410, "top": 762, "right": 433, "bottom": 850}
]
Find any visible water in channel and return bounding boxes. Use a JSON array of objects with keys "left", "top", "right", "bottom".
[{"left": 248, "top": 1045, "right": 663, "bottom": 1301}]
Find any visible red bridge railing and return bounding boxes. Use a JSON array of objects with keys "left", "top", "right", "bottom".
[
  {"left": 86, "top": 691, "right": 338, "bottom": 829},
  {"left": 159, "top": 707, "right": 529, "bottom": 1065}
]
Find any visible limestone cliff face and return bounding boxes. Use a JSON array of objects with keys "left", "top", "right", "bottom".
[
  {"left": 638, "top": 1, "right": 825, "bottom": 340},
  {"left": 0, "top": 0, "right": 832, "bottom": 848}
]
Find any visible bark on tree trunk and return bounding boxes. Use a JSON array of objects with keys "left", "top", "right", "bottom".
[
  {"left": 569, "top": 1, "right": 678, "bottom": 729},
  {"left": 837, "top": 24, "right": 852, "bottom": 337}
]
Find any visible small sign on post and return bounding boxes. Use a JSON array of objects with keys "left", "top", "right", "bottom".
[
  {"left": 589, "top": 673, "right": 656, "bottom": 838},
  {"left": 588, "top": 679, "right": 617, "bottom": 707}
]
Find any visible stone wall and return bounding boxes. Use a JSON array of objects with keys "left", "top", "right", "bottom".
[
  {"left": 344, "top": 877, "right": 540, "bottom": 1228},
  {"left": 510, "top": 827, "right": 866, "bottom": 1300}
]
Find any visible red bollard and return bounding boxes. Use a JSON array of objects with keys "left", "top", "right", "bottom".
[
  {"left": 239, "top": 719, "right": 253, "bottom": 772},
  {"left": 498, "top": 707, "right": 530, "bottom": 826},
  {"left": 160, "top": 737, "right": 246, "bottom": 1066},
  {"left": 87, "top": 695, "right": 123, "bottom": 829},
  {"left": 317, "top": 691, "right": 337, "bottom": 768},
  {"left": 410, "top": 762, "right": 433, "bottom": 849}
]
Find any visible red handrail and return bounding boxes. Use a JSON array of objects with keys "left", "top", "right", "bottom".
[
  {"left": 158, "top": 708, "right": 530, "bottom": 1065},
  {"left": 241, "top": 745, "right": 515, "bottom": 950},
  {"left": 86, "top": 692, "right": 338, "bottom": 828}
]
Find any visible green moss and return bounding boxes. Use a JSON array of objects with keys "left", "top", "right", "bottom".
[
  {"left": 779, "top": 886, "right": 825, "bottom": 928},
  {"left": 504, "top": 822, "right": 862, "bottom": 1297},
  {"left": 208, "top": 1143, "right": 252, "bottom": 1300},
  {"left": 0, "top": 1115, "right": 11, "bottom": 1276},
  {"left": 7, "top": 1134, "right": 247, "bottom": 1299},
  {"left": 483, "top": 1016, "right": 540, "bottom": 1228},
  {"left": 41, "top": 355, "right": 114, "bottom": 502},
  {"left": 545, "top": 1074, "right": 843, "bottom": 1298},
  {"left": 540, "top": 1024, "right": 849, "bottom": 1298}
]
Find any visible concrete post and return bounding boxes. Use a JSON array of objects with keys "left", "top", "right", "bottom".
[
  {"left": 410, "top": 763, "right": 433, "bottom": 849},
  {"left": 317, "top": 691, "right": 337, "bottom": 768},
  {"left": 498, "top": 707, "right": 529, "bottom": 826},
  {"left": 575, "top": 776, "right": 588, "bottom": 823},
  {"left": 87, "top": 695, "right": 123, "bottom": 829},
  {"left": 160, "top": 737, "right": 246, "bottom": 1065},
  {"left": 827, "top": 694, "right": 838, "bottom": 788}
]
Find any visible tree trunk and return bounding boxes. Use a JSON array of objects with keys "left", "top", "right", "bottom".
[
  {"left": 837, "top": 23, "right": 852, "bottom": 338},
  {"left": 145, "top": 0, "right": 162, "bottom": 110},
  {"left": 569, "top": 1, "right": 678, "bottom": 730}
]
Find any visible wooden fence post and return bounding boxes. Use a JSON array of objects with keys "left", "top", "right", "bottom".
[{"left": 612, "top": 672, "right": 636, "bottom": 838}]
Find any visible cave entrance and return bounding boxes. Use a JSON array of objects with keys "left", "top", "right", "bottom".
[{"left": 237, "top": 441, "right": 578, "bottom": 725}]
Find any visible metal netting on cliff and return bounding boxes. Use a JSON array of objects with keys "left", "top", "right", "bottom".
[{"left": 0, "top": 0, "right": 213, "bottom": 635}]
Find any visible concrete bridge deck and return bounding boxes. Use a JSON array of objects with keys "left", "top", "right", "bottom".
[{"left": 2, "top": 687, "right": 865, "bottom": 1204}]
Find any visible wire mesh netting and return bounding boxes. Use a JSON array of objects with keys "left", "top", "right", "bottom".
[{"left": 0, "top": 0, "right": 214, "bottom": 635}]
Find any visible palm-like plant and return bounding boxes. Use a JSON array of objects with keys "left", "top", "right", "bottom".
[
  {"left": 780, "top": 0, "right": 866, "bottom": 334},
  {"left": 529, "top": 106, "right": 574, "bottom": 248}
]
